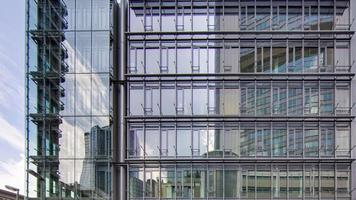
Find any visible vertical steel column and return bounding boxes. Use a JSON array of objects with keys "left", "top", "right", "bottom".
[{"left": 119, "top": 0, "right": 127, "bottom": 199}]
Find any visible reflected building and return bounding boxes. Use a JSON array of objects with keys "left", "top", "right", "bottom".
[
  {"left": 26, "top": 0, "right": 355, "bottom": 199},
  {"left": 26, "top": 0, "right": 117, "bottom": 199}
]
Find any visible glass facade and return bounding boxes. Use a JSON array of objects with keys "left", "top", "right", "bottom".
[
  {"left": 125, "top": 0, "right": 353, "bottom": 200},
  {"left": 26, "top": 0, "right": 354, "bottom": 199},
  {"left": 26, "top": 0, "right": 116, "bottom": 199}
]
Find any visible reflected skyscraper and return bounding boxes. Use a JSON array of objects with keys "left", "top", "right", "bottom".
[{"left": 26, "top": 0, "right": 355, "bottom": 199}]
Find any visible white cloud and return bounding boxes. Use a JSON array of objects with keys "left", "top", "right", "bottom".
[
  {"left": 0, "top": 154, "right": 25, "bottom": 194},
  {"left": 0, "top": 116, "right": 24, "bottom": 152}
]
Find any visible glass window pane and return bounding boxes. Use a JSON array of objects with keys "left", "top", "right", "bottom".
[
  {"left": 305, "top": 165, "right": 319, "bottom": 198},
  {"left": 321, "top": 165, "right": 335, "bottom": 198},
  {"left": 240, "top": 124, "right": 255, "bottom": 157},
  {"left": 288, "top": 82, "right": 303, "bottom": 115},
  {"left": 272, "top": 124, "right": 287, "bottom": 157},
  {"left": 320, "top": 124, "right": 334, "bottom": 157},
  {"left": 241, "top": 165, "right": 255, "bottom": 198},
  {"left": 272, "top": 5, "right": 287, "bottom": 30},
  {"left": 337, "top": 165, "right": 350, "bottom": 198},
  {"left": 192, "top": 166, "right": 207, "bottom": 198},
  {"left": 256, "top": 82, "right": 270, "bottom": 115},
  {"left": 224, "top": 167, "right": 238, "bottom": 198},
  {"left": 240, "top": 47, "right": 255, "bottom": 73},
  {"left": 288, "top": 123, "right": 303, "bottom": 157},
  {"left": 92, "top": 0, "right": 110, "bottom": 30},
  {"left": 129, "top": 83, "right": 144, "bottom": 115},
  {"left": 288, "top": 166, "right": 303, "bottom": 198},
  {"left": 146, "top": 127, "right": 160, "bottom": 157},
  {"left": 224, "top": 125, "right": 239, "bottom": 157},
  {"left": 272, "top": 165, "right": 287, "bottom": 198},
  {"left": 256, "top": 165, "right": 271, "bottom": 198},
  {"left": 288, "top": 5, "right": 302, "bottom": 30},
  {"left": 272, "top": 42, "right": 287, "bottom": 73},
  {"left": 76, "top": 32, "right": 91, "bottom": 73},
  {"left": 145, "top": 170, "right": 160, "bottom": 197},
  {"left": 177, "top": 126, "right": 191, "bottom": 157},
  {"left": 320, "top": 7, "right": 333, "bottom": 30},
  {"left": 305, "top": 124, "right": 319, "bottom": 157},
  {"left": 129, "top": 169, "right": 144, "bottom": 197},
  {"left": 256, "top": 7, "right": 271, "bottom": 31},
  {"left": 208, "top": 167, "right": 223, "bottom": 197},
  {"left": 92, "top": 32, "right": 110, "bottom": 72},
  {"left": 177, "top": 167, "right": 192, "bottom": 198},
  {"left": 256, "top": 125, "right": 271, "bottom": 157},
  {"left": 193, "top": 83, "right": 207, "bottom": 115},
  {"left": 76, "top": 0, "right": 91, "bottom": 30},
  {"left": 241, "top": 82, "right": 255, "bottom": 115},
  {"left": 304, "top": 45, "right": 318, "bottom": 72},
  {"left": 160, "top": 167, "right": 176, "bottom": 198},
  {"left": 335, "top": 123, "right": 350, "bottom": 157},
  {"left": 335, "top": 5, "right": 350, "bottom": 30},
  {"left": 304, "top": 6, "right": 318, "bottom": 30}
]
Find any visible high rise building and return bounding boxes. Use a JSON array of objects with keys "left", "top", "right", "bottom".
[{"left": 26, "top": 0, "right": 355, "bottom": 199}]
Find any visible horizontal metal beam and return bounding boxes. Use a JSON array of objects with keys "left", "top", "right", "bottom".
[
  {"left": 127, "top": 30, "right": 355, "bottom": 36},
  {"left": 114, "top": 157, "right": 354, "bottom": 165},
  {"left": 125, "top": 73, "right": 355, "bottom": 78},
  {"left": 126, "top": 116, "right": 354, "bottom": 123}
]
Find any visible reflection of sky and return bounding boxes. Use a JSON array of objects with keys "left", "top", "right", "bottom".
[
  {"left": 59, "top": 37, "right": 110, "bottom": 185},
  {"left": 0, "top": 0, "right": 26, "bottom": 194}
]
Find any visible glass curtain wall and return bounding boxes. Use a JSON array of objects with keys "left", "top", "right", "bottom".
[
  {"left": 26, "top": 0, "right": 115, "bottom": 199},
  {"left": 126, "top": 0, "right": 353, "bottom": 200}
]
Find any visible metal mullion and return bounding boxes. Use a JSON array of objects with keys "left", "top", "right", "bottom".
[
  {"left": 287, "top": 79, "right": 289, "bottom": 116},
  {"left": 175, "top": 1, "right": 177, "bottom": 32},
  {"left": 302, "top": 164, "right": 305, "bottom": 200},
  {"left": 270, "top": 121, "right": 273, "bottom": 159},
  {"left": 174, "top": 164, "right": 177, "bottom": 200},
  {"left": 175, "top": 121, "right": 177, "bottom": 159},
  {"left": 287, "top": 121, "right": 290, "bottom": 158},
  {"left": 254, "top": 0, "right": 256, "bottom": 31},
  {"left": 318, "top": 164, "right": 321, "bottom": 200},
  {"left": 190, "top": 80, "right": 193, "bottom": 116},
  {"left": 190, "top": 119, "right": 193, "bottom": 158},
  {"left": 318, "top": 79, "right": 320, "bottom": 117},
  {"left": 255, "top": 121, "right": 257, "bottom": 159},
  {"left": 206, "top": 40, "right": 209, "bottom": 74},
  {"left": 286, "top": 163, "right": 289, "bottom": 200},
  {"left": 334, "top": 163, "right": 337, "bottom": 200},
  {"left": 254, "top": 40, "right": 257, "bottom": 73},
  {"left": 317, "top": 0, "right": 320, "bottom": 31},
  {"left": 222, "top": 164, "right": 225, "bottom": 199},
  {"left": 302, "top": 121, "right": 305, "bottom": 160},
  {"left": 286, "top": 0, "right": 289, "bottom": 31},
  {"left": 190, "top": 163, "right": 193, "bottom": 200},
  {"left": 317, "top": 39, "right": 320, "bottom": 73},
  {"left": 254, "top": 80, "right": 257, "bottom": 116},
  {"left": 270, "top": 39, "right": 272, "bottom": 73},
  {"left": 159, "top": 0, "right": 162, "bottom": 32},
  {"left": 206, "top": 122, "right": 209, "bottom": 159},
  {"left": 254, "top": 164, "right": 257, "bottom": 200},
  {"left": 270, "top": 0, "right": 273, "bottom": 31},
  {"left": 143, "top": 165, "right": 146, "bottom": 199},
  {"left": 191, "top": 40, "right": 193, "bottom": 74},
  {"left": 302, "top": 79, "right": 305, "bottom": 116},
  {"left": 333, "top": 0, "right": 336, "bottom": 30},
  {"left": 270, "top": 165, "right": 272, "bottom": 200},
  {"left": 158, "top": 165, "right": 162, "bottom": 200},
  {"left": 159, "top": 121, "right": 162, "bottom": 160}
]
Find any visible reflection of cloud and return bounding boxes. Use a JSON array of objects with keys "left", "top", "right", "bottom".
[
  {"left": 0, "top": 116, "right": 24, "bottom": 152},
  {"left": 0, "top": 154, "right": 25, "bottom": 194},
  {"left": 58, "top": 39, "right": 111, "bottom": 185}
]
